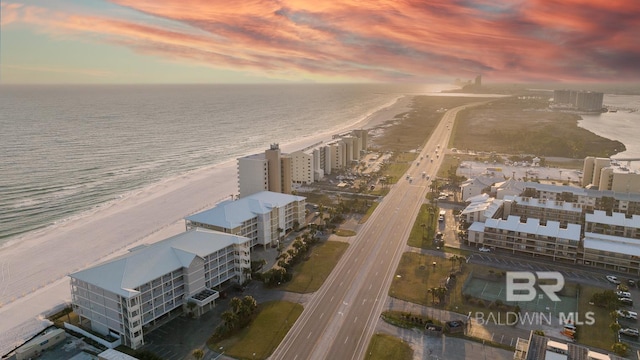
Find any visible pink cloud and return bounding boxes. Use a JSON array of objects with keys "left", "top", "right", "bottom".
[{"left": 4, "top": 0, "right": 640, "bottom": 82}]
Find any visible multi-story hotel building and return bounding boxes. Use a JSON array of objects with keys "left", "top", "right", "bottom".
[
  {"left": 69, "top": 229, "right": 251, "bottom": 349},
  {"left": 582, "top": 157, "right": 640, "bottom": 193},
  {"left": 185, "top": 191, "right": 306, "bottom": 249},
  {"left": 237, "top": 144, "right": 292, "bottom": 198},
  {"left": 466, "top": 180, "right": 640, "bottom": 273},
  {"left": 468, "top": 215, "right": 581, "bottom": 262}
]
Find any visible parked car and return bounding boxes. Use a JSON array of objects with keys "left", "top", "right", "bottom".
[
  {"left": 619, "top": 327, "right": 639, "bottom": 338},
  {"left": 617, "top": 310, "right": 638, "bottom": 320},
  {"left": 629, "top": 279, "right": 637, "bottom": 287},
  {"left": 616, "top": 291, "right": 632, "bottom": 298},
  {"left": 479, "top": 247, "right": 491, "bottom": 253},
  {"left": 607, "top": 275, "right": 621, "bottom": 285}
]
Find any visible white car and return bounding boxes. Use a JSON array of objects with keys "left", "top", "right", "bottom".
[
  {"left": 619, "top": 328, "right": 640, "bottom": 338},
  {"left": 607, "top": 275, "right": 621, "bottom": 285},
  {"left": 617, "top": 291, "right": 632, "bottom": 298},
  {"left": 479, "top": 247, "right": 491, "bottom": 253},
  {"left": 617, "top": 310, "right": 638, "bottom": 320}
]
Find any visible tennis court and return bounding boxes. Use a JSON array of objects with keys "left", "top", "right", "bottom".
[{"left": 462, "top": 276, "right": 577, "bottom": 316}]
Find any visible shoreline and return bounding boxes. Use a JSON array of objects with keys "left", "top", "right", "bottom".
[{"left": 0, "top": 93, "right": 414, "bottom": 354}]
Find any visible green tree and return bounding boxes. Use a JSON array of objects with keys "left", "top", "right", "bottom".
[
  {"left": 610, "top": 322, "right": 621, "bottom": 343},
  {"left": 611, "top": 342, "right": 629, "bottom": 357},
  {"left": 192, "top": 349, "right": 204, "bottom": 360}
]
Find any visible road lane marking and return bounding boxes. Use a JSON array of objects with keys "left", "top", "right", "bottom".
[
  {"left": 320, "top": 312, "right": 324, "bottom": 319},
  {"left": 344, "top": 336, "right": 349, "bottom": 344},
  {"left": 354, "top": 317, "right": 358, "bottom": 323},
  {"left": 307, "top": 332, "right": 313, "bottom": 339}
]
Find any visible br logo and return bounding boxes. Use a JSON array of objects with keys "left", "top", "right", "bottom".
[{"left": 505, "top": 271, "right": 564, "bottom": 302}]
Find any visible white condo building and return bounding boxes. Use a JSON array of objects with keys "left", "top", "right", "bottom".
[
  {"left": 69, "top": 229, "right": 251, "bottom": 349},
  {"left": 185, "top": 191, "right": 306, "bottom": 249},
  {"left": 290, "top": 150, "right": 314, "bottom": 185}
]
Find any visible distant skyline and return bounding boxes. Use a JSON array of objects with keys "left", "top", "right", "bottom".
[{"left": 2, "top": 0, "right": 640, "bottom": 84}]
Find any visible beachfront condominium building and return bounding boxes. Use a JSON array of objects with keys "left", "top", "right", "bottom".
[
  {"left": 69, "top": 229, "right": 251, "bottom": 350},
  {"left": 237, "top": 130, "right": 367, "bottom": 195},
  {"left": 290, "top": 150, "right": 314, "bottom": 185},
  {"left": 237, "top": 144, "right": 292, "bottom": 198},
  {"left": 582, "top": 156, "right": 640, "bottom": 193},
  {"left": 185, "top": 191, "right": 306, "bottom": 249}
]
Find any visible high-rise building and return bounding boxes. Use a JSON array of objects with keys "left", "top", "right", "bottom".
[
  {"left": 237, "top": 144, "right": 292, "bottom": 198},
  {"left": 553, "top": 90, "right": 603, "bottom": 111}
]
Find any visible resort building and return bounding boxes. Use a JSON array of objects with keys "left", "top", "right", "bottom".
[
  {"left": 185, "top": 191, "right": 306, "bottom": 249},
  {"left": 464, "top": 177, "right": 640, "bottom": 272},
  {"left": 514, "top": 330, "right": 624, "bottom": 360},
  {"left": 69, "top": 229, "right": 251, "bottom": 350},
  {"left": 467, "top": 215, "right": 581, "bottom": 262},
  {"left": 582, "top": 157, "right": 640, "bottom": 193},
  {"left": 582, "top": 210, "right": 640, "bottom": 272},
  {"left": 502, "top": 196, "right": 583, "bottom": 227},
  {"left": 460, "top": 175, "right": 504, "bottom": 201}
]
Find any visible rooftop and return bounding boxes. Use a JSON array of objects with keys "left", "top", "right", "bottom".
[
  {"left": 583, "top": 232, "right": 640, "bottom": 257},
  {"left": 484, "top": 215, "right": 581, "bottom": 241},
  {"left": 70, "top": 228, "right": 250, "bottom": 298},
  {"left": 585, "top": 210, "right": 640, "bottom": 228},
  {"left": 186, "top": 191, "right": 305, "bottom": 229}
]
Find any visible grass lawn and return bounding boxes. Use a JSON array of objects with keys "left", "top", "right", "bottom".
[
  {"left": 406, "top": 204, "right": 439, "bottom": 249},
  {"left": 213, "top": 301, "right": 303, "bottom": 360},
  {"left": 577, "top": 284, "right": 617, "bottom": 351},
  {"left": 389, "top": 252, "right": 455, "bottom": 305},
  {"left": 334, "top": 229, "right": 356, "bottom": 237},
  {"left": 282, "top": 241, "right": 349, "bottom": 293},
  {"left": 365, "top": 333, "right": 413, "bottom": 360}
]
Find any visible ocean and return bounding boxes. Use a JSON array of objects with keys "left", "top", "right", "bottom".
[
  {"left": 0, "top": 83, "right": 445, "bottom": 244},
  {"left": 1, "top": 85, "right": 639, "bottom": 246}
]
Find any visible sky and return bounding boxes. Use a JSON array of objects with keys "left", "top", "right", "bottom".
[{"left": 1, "top": 0, "right": 640, "bottom": 84}]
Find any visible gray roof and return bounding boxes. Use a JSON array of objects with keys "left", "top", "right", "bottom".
[
  {"left": 484, "top": 215, "right": 581, "bottom": 241},
  {"left": 523, "top": 182, "right": 640, "bottom": 202},
  {"left": 586, "top": 210, "right": 640, "bottom": 228},
  {"left": 70, "top": 229, "right": 250, "bottom": 298},
  {"left": 185, "top": 191, "right": 305, "bottom": 229},
  {"left": 584, "top": 232, "right": 640, "bottom": 257}
]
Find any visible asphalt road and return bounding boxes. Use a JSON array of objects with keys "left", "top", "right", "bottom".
[{"left": 271, "top": 102, "right": 485, "bottom": 360}]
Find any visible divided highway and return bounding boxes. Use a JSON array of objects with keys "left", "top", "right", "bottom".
[{"left": 271, "top": 102, "right": 483, "bottom": 360}]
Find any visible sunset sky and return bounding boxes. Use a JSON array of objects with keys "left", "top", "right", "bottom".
[{"left": 2, "top": 0, "right": 640, "bottom": 84}]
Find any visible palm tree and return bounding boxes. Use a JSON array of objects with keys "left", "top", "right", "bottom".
[
  {"left": 230, "top": 297, "right": 242, "bottom": 314},
  {"left": 221, "top": 310, "right": 238, "bottom": 330},
  {"left": 610, "top": 321, "right": 621, "bottom": 342},
  {"left": 428, "top": 287, "right": 437, "bottom": 304},
  {"left": 435, "top": 287, "right": 448, "bottom": 304},
  {"left": 611, "top": 342, "right": 629, "bottom": 357},
  {"left": 192, "top": 349, "right": 205, "bottom": 360},
  {"left": 449, "top": 256, "right": 458, "bottom": 271}
]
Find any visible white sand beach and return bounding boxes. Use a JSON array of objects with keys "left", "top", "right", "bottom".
[{"left": 0, "top": 95, "right": 413, "bottom": 354}]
